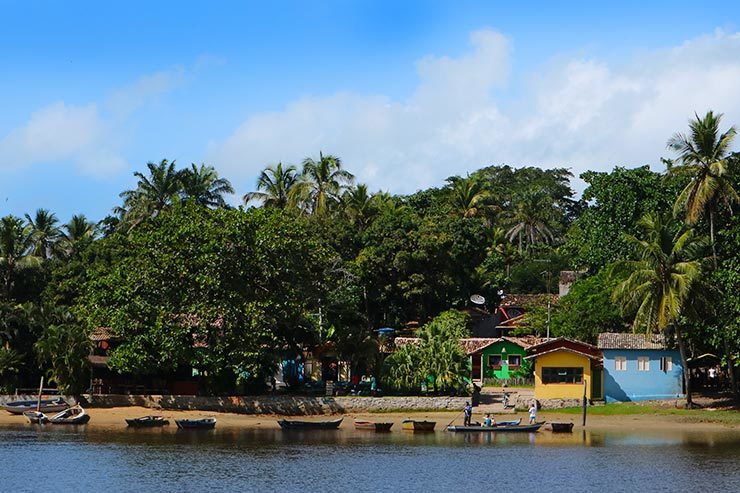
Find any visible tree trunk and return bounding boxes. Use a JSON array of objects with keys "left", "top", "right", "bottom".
[
  {"left": 709, "top": 208, "right": 717, "bottom": 269},
  {"left": 676, "top": 326, "right": 693, "bottom": 407},
  {"left": 724, "top": 336, "right": 738, "bottom": 399}
]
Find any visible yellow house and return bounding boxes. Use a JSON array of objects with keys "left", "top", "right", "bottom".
[{"left": 526, "top": 338, "right": 603, "bottom": 401}]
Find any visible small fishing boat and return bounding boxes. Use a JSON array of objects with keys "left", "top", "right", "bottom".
[
  {"left": 401, "top": 420, "right": 436, "bottom": 432},
  {"left": 126, "top": 416, "right": 170, "bottom": 427},
  {"left": 277, "top": 418, "right": 343, "bottom": 430},
  {"left": 447, "top": 421, "right": 545, "bottom": 432},
  {"left": 175, "top": 417, "right": 217, "bottom": 429},
  {"left": 48, "top": 405, "right": 90, "bottom": 425},
  {"left": 354, "top": 420, "right": 393, "bottom": 432},
  {"left": 550, "top": 422, "right": 574, "bottom": 433},
  {"left": 23, "top": 411, "right": 49, "bottom": 424},
  {"left": 1, "top": 397, "right": 69, "bottom": 415}
]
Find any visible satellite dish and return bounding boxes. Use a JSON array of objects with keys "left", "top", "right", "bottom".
[{"left": 470, "top": 294, "right": 486, "bottom": 305}]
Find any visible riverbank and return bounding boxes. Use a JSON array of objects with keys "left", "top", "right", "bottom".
[{"left": 1, "top": 405, "right": 738, "bottom": 431}]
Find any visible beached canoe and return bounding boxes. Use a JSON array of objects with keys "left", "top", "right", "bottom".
[
  {"left": 447, "top": 422, "right": 545, "bottom": 433},
  {"left": 48, "top": 405, "right": 90, "bottom": 425},
  {"left": 175, "top": 417, "right": 216, "bottom": 429},
  {"left": 126, "top": 416, "right": 170, "bottom": 427},
  {"left": 401, "top": 420, "right": 436, "bottom": 432},
  {"left": 354, "top": 420, "right": 393, "bottom": 432},
  {"left": 23, "top": 411, "right": 48, "bottom": 424},
  {"left": 278, "top": 418, "right": 343, "bottom": 430},
  {"left": 2, "top": 397, "right": 69, "bottom": 415},
  {"left": 550, "top": 422, "right": 574, "bottom": 433}
]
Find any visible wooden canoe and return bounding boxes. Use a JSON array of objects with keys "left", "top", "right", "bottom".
[
  {"left": 48, "top": 405, "right": 90, "bottom": 425},
  {"left": 175, "top": 417, "right": 216, "bottom": 429},
  {"left": 550, "top": 422, "right": 574, "bottom": 432},
  {"left": 278, "top": 418, "right": 343, "bottom": 430},
  {"left": 23, "top": 411, "right": 49, "bottom": 424},
  {"left": 447, "top": 422, "right": 545, "bottom": 432},
  {"left": 401, "top": 420, "right": 436, "bottom": 432},
  {"left": 354, "top": 420, "right": 393, "bottom": 432},
  {"left": 2, "top": 398, "right": 69, "bottom": 415},
  {"left": 126, "top": 416, "right": 170, "bottom": 427}
]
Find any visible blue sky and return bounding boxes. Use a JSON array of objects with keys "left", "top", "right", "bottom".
[{"left": 2, "top": 1, "right": 740, "bottom": 221}]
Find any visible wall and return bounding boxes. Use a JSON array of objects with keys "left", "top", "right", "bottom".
[
  {"left": 480, "top": 341, "right": 527, "bottom": 380},
  {"left": 602, "top": 349, "right": 683, "bottom": 402},
  {"left": 534, "top": 351, "right": 593, "bottom": 400},
  {"left": 83, "top": 394, "right": 470, "bottom": 415}
]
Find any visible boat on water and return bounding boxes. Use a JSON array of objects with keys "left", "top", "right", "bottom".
[
  {"left": 126, "top": 416, "right": 170, "bottom": 427},
  {"left": 277, "top": 418, "right": 343, "bottom": 430},
  {"left": 353, "top": 420, "right": 393, "bottom": 432},
  {"left": 2, "top": 397, "right": 69, "bottom": 415},
  {"left": 550, "top": 422, "right": 574, "bottom": 433},
  {"left": 175, "top": 417, "right": 217, "bottom": 429},
  {"left": 32, "top": 405, "right": 91, "bottom": 425},
  {"left": 23, "top": 411, "right": 49, "bottom": 424},
  {"left": 401, "top": 420, "right": 436, "bottom": 432},
  {"left": 447, "top": 421, "right": 545, "bottom": 432}
]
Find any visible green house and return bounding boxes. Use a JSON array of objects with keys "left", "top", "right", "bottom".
[{"left": 467, "top": 337, "right": 534, "bottom": 382}]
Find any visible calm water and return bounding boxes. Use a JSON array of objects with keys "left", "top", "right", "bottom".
[{"left": 1, "top": 424, "right": 739, "bottom": 492}]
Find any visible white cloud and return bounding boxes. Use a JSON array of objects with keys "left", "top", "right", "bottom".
[
  {"left": 0, "top": 66, "right": 185, "bottom": 177},
  {"left": 210, "top": 29, "right": 740, "bottom": 194}
]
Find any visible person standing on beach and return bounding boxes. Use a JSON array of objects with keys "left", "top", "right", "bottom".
[
  {"left": 463, "top": 402, "right": 472, "bottom": 426},
  {"left": 528, "top": 402, "right": 537, "bottom": 424}
]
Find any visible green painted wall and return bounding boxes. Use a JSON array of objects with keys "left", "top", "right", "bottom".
[{"left": 470, "top": 341, "right": 528, "bottom": 380}]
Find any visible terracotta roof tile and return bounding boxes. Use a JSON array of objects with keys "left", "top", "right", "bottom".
[
  {"left": 89, "top": 327, "right": 117, "bottom": 341},
  {"left": 597, "top": 332, "right": 667, "bottom": 350}
]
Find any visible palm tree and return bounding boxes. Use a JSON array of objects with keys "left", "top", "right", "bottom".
[
  {"left": 59, "top": 215, "right": 97, "bottom": 258},
  {"left": 24, "top": 209, "right": 61, "bottom": 260},
  {"left": 342, "top": 184, "right": 377, "bottom": 229},
  {"left": 119, "top": 159, "right": 183, "bottom": 225},
  {"left": 487, "top": 227, "right": 519, "bottom": 277},
  {"left": 243, "top": 162, "right": 298, "bottom": 209},
  {"left": 0, "top": 216, "right": 39, "bottom": 300},
  {"left": 294, "top": 152, "right": 354, "bottom": 216},
  {"left": 505, "top": 190, "right": 557, "bottom": 253},
  {"left": 668, "top": 111, "right": 738, "bottom": 262},
  {"left": 612, "top": 214, "right": 709, "bottom": 406},
  {"left": 447, "top": 176, "right": 493, "bottom": 218},
  {"left": 180, "top": 163, "right": 235, "bottom": 208}
]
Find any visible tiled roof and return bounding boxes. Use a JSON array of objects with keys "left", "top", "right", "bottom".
[
  {"left": 394, "top": 337, "right": 501, "bottom": 355},
  {"left": 597, "top": 332, "right": 667, "bottom": 350},
  {"left": 499, "top": 294, "right": 558, "bottom": 308},
  {"left": 89, "top": 327, "right": 117, "bottom": 341},
  {"left": 502, "top": 336, "right": 549, "bottom": 349}
]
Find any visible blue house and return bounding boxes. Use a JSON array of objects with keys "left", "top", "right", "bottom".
[{"left": 597, "top": 333, "right": 684, "bottom": 402}]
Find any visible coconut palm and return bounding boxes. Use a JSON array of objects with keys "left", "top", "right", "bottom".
[
  {"left": 294, "top": 152, "right": 354, "bottom": 216},
  {"left": 447, "top": 176, "right": 493, "bottom": 218},
  {"left": 59, "top": 215, "right": 97, "bottom": 258},
  {"left": 180, "top": 163, "right": 235, "bottom": 208},
  {"left": 342, "top": 184, "right": 377, "bottom": 229},
  {"left": 505, "top": 190, "right": 557, "bottom": 253},
  {"left": 243, "top": 162, "right": 298, "bottom": 209},
  {"left": 24, "top": 209, "right": 61, "bottom": 260},
  {"left": 0, "top": 216, "right": 40, "bottom": 300},
  {"left": 119, "top": 159, "right": 183, "bottom": 225},
  {"left": 612, "top": 213, "right": 710, "bottom": 406},
  {"left": 668, "top": 111, "right": 738, "bottom": 262}
]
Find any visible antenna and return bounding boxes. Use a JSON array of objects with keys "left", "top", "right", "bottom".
[{"left": 470, "top": 294, "right": 485, "bottom": 305}]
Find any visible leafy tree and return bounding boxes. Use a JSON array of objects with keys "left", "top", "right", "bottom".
[
  {"left": 34, "top": 307, "right": 91, "bottom": 395},
  {"left": 25, "top": 209, "right": 61, "bottom": 260},
  {"left": 341, "top": 184, "right": 378, "bottom": 230},
  {"left": 0, "top": 216, "right": 40, "bottom": 300},
  {"left": 180, "top": 163, "right": 235, "bottom": 208},
  {"left": 0, "top": 347, "right": 23, "bottom": 392},
  {"left": 668, "top": 111, "right": 738, "bottom": 262},
  {"left": 446, "top": 175, "right": 494, "bottom": 219},
  {"left": 505, "top": 190, "right": 559, "bottom": 252},
  {"left": 118, "top": 159, "right": 183, "bottom": 227},
  {"left": 294, "top": 152, "right": 354, "bottom": 216},
  {"left": 611, "top": 214, "right": 710, "bottom": 406},
  {"left": 59, "top": 214, "right": 97, "bottom": 259},
  {"left": 243, "top": 162, "right": 298, "bottom": 209}
]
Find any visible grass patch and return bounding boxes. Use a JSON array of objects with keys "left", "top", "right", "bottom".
[{"left": 554, "top": 403, "right": 740, "bottom": 424}]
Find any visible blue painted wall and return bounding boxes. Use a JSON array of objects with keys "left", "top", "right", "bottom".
[{"left": 602, "top": 349, "right": 684, "bottom": 402}]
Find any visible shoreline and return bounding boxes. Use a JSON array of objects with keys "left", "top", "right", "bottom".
[{"left": 1, "top": 406, "right": 738, "bottom": 432}]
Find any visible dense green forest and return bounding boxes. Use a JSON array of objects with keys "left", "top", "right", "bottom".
[{"left": 1, "top": 112, "right": 739, "bottom": 400}]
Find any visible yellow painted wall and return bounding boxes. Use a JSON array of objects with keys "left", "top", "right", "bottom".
[{"left": 534, "top": 351, "right": 593, "bottom": 400}]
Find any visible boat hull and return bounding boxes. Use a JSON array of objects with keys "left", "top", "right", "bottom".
[
  {"left": 126, "top": 416, "right": 170, "bottom": 427},
  {"left": 354, "top": 420, "right": 393, "bottom": 432},
  {"left": 23, "top": 411, "right": 49, "bottom": 424},
  {"left": 48, "top": 406, "right": 90, "bottom": 425},
  {"left": 2, "top": 398, "right": 69, "bottom": 415},
  {"left": 401, "top": 420, "right": 436, "bottom": 431},
  {"left": 175, "top": 418, "right": 216, "bottom": 429},
  {"left": 550, "top": 422, "right": 574, "bottom": 433},
  {"left": 447, "top": 422, "right": 545, "bottom": 433},
  {"left": 278, "top": 418, "right": 343, "bottom": 430}
]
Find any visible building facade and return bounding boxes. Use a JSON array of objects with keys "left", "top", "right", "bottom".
[{"left": 526, "top": 338, "right": 603, "bottom": 401}]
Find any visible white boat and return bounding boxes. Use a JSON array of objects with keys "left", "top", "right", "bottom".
[{"left": 2, "top": 397, "right": 69, "bottom": 415}]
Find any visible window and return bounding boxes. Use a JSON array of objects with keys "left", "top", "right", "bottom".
[
  {"left": 542, "top": 367, "right": 583, "bottom": 384},
  {"left": 637, "top": 356, "right": 650, "bottom": 371},
  {"left": 508, "top": 355, "right": 522, "bottom": 367},
  {"left": 615, "top": 356, "right": 627, "bottom": 371},
  {"left": 660, "top": 356, "right": 672, "bottom": 372},
  {"left": 488, "top": 354, "right": 502, "bottom": 368}
]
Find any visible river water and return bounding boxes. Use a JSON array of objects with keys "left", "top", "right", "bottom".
[{"left": 1, "top": 424, "right": 739, "bottom": 492}]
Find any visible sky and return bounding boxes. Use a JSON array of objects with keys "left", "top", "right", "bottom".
[{"left": 2, "top": 0, "right": 740, "bottom": 221}]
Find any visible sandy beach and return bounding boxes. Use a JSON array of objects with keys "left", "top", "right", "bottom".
[{"left": 2, "top": 406, "right": 738, "bottom": 432}]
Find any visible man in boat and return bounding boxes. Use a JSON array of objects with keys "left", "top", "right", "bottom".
[
  {"left": 463, "top": 402, "right": 472, "bottom": 426},
  {"left": 528, "top": 402, "right": 537, "bottom": 424}
]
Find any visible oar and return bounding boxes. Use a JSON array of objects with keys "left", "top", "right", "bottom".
[{"left": 445, "top": 409, "right": 465, "bottom": 428}]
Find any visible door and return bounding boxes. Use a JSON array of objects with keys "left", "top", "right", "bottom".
[
  {"left": 472, "top": 355, "right": 482, "bottom": 381},
  {"left": 591, "top": 368, "right": 603, "bottom": 399}
]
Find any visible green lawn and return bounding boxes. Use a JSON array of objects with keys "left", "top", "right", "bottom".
[{"left": 554, "top": 403, "right": 740, "bottom": 424}]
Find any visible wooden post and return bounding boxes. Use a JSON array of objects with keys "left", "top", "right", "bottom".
[
  {"left": 36, "top": 376, "right": 44, "bottom": 412},
  {"left": 582, "top": 377, "right": 587, "bottom": 427}
]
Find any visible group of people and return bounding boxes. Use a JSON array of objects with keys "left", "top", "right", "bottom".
[{"left": 462, "top": 400, "right": 538, "bottom": 427}]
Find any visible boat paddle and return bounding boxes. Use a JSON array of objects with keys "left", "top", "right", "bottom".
[{"left": 445, "top": 409, "right": 466, "bottom": 428}]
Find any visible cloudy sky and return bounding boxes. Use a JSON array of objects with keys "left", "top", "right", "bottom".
[{"left": 2, "top": 0, "right": 740, "bottom": 221}]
